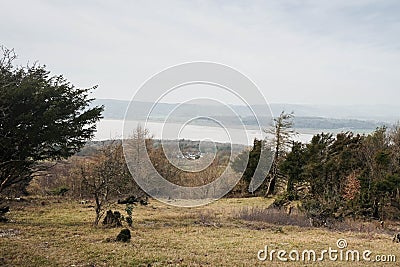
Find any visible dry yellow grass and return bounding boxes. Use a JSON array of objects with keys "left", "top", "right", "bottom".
[{"left": 0, "top": 197, "right": 398, "bottom": 266}]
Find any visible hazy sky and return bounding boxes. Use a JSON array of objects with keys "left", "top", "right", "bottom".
[{"left": 1, "top": 0, "right": 400, "bottom": 105}]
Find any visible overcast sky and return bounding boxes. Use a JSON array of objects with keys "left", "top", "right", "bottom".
[{"left": 1, "top": 0, "right": 400, "bottom": 105}]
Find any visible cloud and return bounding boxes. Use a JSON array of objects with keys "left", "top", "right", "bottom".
[{"left": 1, "top": 0, "right": 399, "bottom": 105}]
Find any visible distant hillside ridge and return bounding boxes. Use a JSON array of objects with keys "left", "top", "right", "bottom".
[{"left": 92, "top": 99, "right": 395, "bottom": 130}]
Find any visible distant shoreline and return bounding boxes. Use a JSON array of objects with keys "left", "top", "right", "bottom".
[{"left": 94, "top": 119, "right": 377, "bottom": 145}]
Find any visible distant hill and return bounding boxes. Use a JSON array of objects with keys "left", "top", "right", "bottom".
[{"left": 92, "top": 99, "right": 396, "bottom": 131}]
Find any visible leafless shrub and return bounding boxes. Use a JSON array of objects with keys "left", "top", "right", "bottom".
[
  {"left": 195, "top": 211, "right": 221, "bottom": 227},
  {"left": 326, "top": 218, "right": 394, "bottom": 235},
  {"left": 237, "top": 206, "right": 397, "bottom": 235},
  {"left": 237, "top": 207, "right": 310, "bottom": 227}
]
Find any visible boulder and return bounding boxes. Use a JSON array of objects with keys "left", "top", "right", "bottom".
[
  {"left": 102, "top": 210, "right": 122, "bottom": 227},
  {"left": 116, "top": 228, "right": 131, "bottom": 242}
]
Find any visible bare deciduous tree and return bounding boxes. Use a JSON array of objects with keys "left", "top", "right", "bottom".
[
  {"left": 80, "top": 142, "right": 130, "bottom": 225},
  {"left": 264, "top": 111, "right": 296, "bottom": 196}
]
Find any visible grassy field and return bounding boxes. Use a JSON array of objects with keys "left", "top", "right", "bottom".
[{"left": 0, "top": 197, "right": 398, "bottom": 266}]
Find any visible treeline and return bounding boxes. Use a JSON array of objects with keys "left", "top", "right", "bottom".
[
  {"left": 282, "top": 127, "right": 400, "bottom": 221},
  {"left": 233, "top": 117, "right": 400, "bottom": 222},
  {"left": 35, "top": 138, "right": 232, "bottom": 196}
]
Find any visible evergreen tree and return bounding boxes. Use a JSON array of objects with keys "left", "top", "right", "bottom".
[{"left": 0, "top": 47, "right": 103, "bottom": 195}]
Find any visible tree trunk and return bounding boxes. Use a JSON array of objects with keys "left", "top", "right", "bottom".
[
  {"left": 287, "top": 177, "right": 294, "bottom": 196},
  {"left": 372, "top": 198, "right": 379, "bottom": 219},
  {"left": 266, "top": 176, "right": 276, "bottom": 196},
  {"left": 266, "top": 161, "right": 278, "bottom": 196},
  {"left": 94, "top": 195, "right": 101, "bottom": 225}
]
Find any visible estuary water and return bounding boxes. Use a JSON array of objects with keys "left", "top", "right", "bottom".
[{"left": 94, "top": 119, "right": 314, "bottom": 145}]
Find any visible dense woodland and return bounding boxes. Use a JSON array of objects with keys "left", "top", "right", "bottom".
[{"left": 233, "top": 118, "right": 400, "bottom": 224}]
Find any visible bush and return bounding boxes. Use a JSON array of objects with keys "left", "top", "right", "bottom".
[
  {"left": 237, "top": 206, "right": 310, "bottom": 227},
  {"left": 125, "top": 204, "right": 133, "bottom": 227},
  {"left": 50, "top": 186, "right": 69, "bottom": 196},
  {"left": 0, "top": 206, "right": 10, "bottom": 222},
  {"left": 272, "top": 193, "right": 291, "bottom": 208}
]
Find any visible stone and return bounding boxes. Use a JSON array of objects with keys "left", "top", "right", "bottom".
[
  {"left": 393, "top": 233, "right": 400, "bottom": 243},
  {"left": 116, "top": 228, "right": 131, "bottom": 242},
  {"left": 102, "top": 210, "right": 122, "bottom": 227}
]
